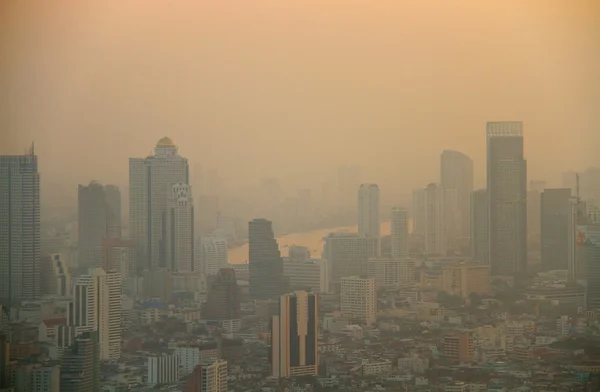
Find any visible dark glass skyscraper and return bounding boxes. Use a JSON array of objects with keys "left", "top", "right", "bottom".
[
  {"left": 486, "top": 122, "right": 527, "bottom": 276},
  {"left": 249, "top": 219, "right": 286, "bottom": 300},
  {"left": 203, "top": 268, "right": 241, "bottom": 320},
  {"left": 0, "top": 152, "right": 40, "bottom": 308},
  {"left": 541, "top": 188, "right": 571, "bottom": 270}
]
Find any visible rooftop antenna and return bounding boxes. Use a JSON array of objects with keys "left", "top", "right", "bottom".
[{"left": 29, "top": 141, "right": 35, "bottom": 156}]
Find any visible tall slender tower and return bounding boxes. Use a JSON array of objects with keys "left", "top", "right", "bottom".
[
  {"left": 163, "top": 183, "right": 195, "bottom": 273},
  {"left": 424, "top": 183, "right": 446, "bottom": 255},
  {"left": 440, "top": 150, "right": 474, "bottom": 239},
  {"left": 486, "top": 122, "right": 527, "bottom": 276},
  {"left": 357, "top": 184, "right": 380, "bottom": 239},
  {"left": 470, "top": 189, "right": 489, "bottom": 264},
  {"left": 0, "top": 152, "right": 40, "bottom": 308},
  {"left": 78, "top": 182, "right": 122, "bottom": 270},
  {"left": 540, "top": 188, "right": 571, "bottom": 270},
  {"left": 129, "top": 137, "right": 189, "bottom": 271},
  {"left": 390, "top": 207, "right": 409, "bottom": 258},
  {"left": 271, "top": 291, "right": 318, "bottom": 378},
  {"left": 248, "top": 219, "right": 285, "bottom": 300}
]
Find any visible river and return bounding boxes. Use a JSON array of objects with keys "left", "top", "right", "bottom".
[{"left": 228, "top": 222, "right": 391, "bottom": 264}]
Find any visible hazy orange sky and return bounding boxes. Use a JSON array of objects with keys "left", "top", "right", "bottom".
[{"left": 1, "top": 0, "right": 598, "bottom": 201}]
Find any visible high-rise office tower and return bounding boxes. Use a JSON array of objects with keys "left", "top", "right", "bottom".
[
  {"left": 248, "top": 219, "right": 285, "bottom": 300},
  {"left": 0, "top": 152, "right": 40, "bottom": 308},
  {"left": 470, "top": 189, "right": 489, "bottom": 264},
  {"left": 271, "top": 291, "right": 318, "bottom": 378},
  {"left": 203, "top": 268, "right": 241, "bottom": 321},
  {"left": 580, "top": 225, "right": 600, "bottom": 309},
  {"left": 60, "top": 331, "right": 99, "bottom": 392},
  {"left": 541, "top": 188, "right": 571, "bottom": 270},
  {"left": 340, "top": 276, "right": 377, "bottom": 325},
  {"left": 73, "top": 268, "right": 122, "bottom": 361},
  {"left": 78, "top": 182, "right": 121, "bottom": 270},
  {"left": 423, "top": 183, "right": 446, "bottom": 255},
  {"left": 390, "top": 207, "right": 409, "bottom": 258},
  {"left": 412, "top": 188, "right": 426, "bottom": 236},
  {"left": 569, "top": 198, "right": 589, "bottom": 280},
  {"left": 486, "top": 122, "right": 527, "bottom": 276},
  {"left": 186, "top": 359, "right": 228, "bottom": 392},
  {"left": 163, "top": 183, "right": 195, "bottom": 273},
  {"left": 357, "top": 184, "right": 381, "bottom": 241},
  {"left": 338, "top": 165, "right": 361, "bottom": 214},
  {"left": 129, "top": 137, "right": 189, "bottom": 271},
  {"left": 323, "top": 233, "right": 378, "bottom": 291},
  {"left": 527, "top": 180, "right": 546, "bottom": 249},
  {"left": 197, "top": 235, "right": 228, "bottom": 276},
  {"left": 440, "top": 150, "right": 474, "bottom": 239}
]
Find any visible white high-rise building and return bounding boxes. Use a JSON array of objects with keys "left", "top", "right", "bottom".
[
  {"left": 197, "top": 235, "right": 229, "bottom": 276},
  {"left": 367, "top": 258, "right": 414, "bottom": 288},
  {"left": 147, "top": 353, "right": 179, "bottom": 386},
  {"left": 412, "top": 188, "right": 426, "bottom": 236},
  {"left": 440, "top": 150, "right": 474, "bottom": 239},
  {"left": 358, "top": 184, "right": 380, "bottom": 241},
  {"left": 340, "top": 276, "right": 377, "bottom": 325},
  {"left": 424, "top": 183, "right": 446, "bottom": 255},
  {"left": 164, "top": 183, "right": 195, "bottom": 273},
  {"left": 390, "top": 207, "right": 409, "bottom": 258},
  {"left": 73, "top": 268, "right": 122, "bottom": 361},
  {"left": 129, "top": 137, "right": 189, "bottom": 271}
]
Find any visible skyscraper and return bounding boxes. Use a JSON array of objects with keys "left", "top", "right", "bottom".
[
  {"left": 470, "top": 189, "right": 489, "bottom": 264},
  {"left": 486, "top": 122, "right": 527, "bottom": 276},
  {"left": 78, "top": 182, "right": 122, "bottom": 270},
  {"left": 440, "top": 150, "right": 474, "bottom": 239},
  {"left": 340, "top": 276, "right": 377, "bottom": 325},
  {"left": 568, "top": 197, "right": 588, "bottom": 280},
  {"left": 197, "top": 235, "right": 228, "bottom": 276},
  {"left": 412, "top": 188, "right": 426, "bottom": 236},
  {"left": 203, "top": 268, "right": 241, "bottom": 321},
  {"left": 60, "top": 331, "right": 99, "bottom": 392},
  {"left": 163, "top": 182, "right": 195, "bottom": 273},
  {"left": 0, "top": 152, "right": 40, "bottom": 308},
  {"left": 129, "top": 137, "right": 189, "bottom": 271},
  {"left": 248, "top": 219, "right": 285, "bottom": 300},
  {"left": 541, "top": 188, "right": 571, "bottom": 270},
  {"left": 424, "top": 183, "right": 446, "bottom": 255},
  {"left": 357, "top": 184, "right": 381, "bottom": 241},
  {"left": 271, "top": 291, "right": 318, "bottom": 378},
  {"left": 323, "top": 233, "right": 378, "bottom": 291},
  {"left": 186, "top": 360, "right": 228, "bottom": 392},
  {"left": 390, "top": 207, "right": 409, "bottom": 258},
  {"left": 73, "top": 268, "right": 122, "bottom": 361}
]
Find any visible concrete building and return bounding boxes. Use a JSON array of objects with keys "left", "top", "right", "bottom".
[
  {"left": 357, "top": 184, "right": 381, "bottom": 245},
  {"left": 129, "top": 137, "right": 189, "bottom": 271},
  {"left": 367, "top": 258, "right": 414, "bottom": 288},
  {"left": 102, "top": 238, "right": 136, "bottom": 294},
  {"left": 78, "top": 182, "right": 121, "bottom": 270},
  {"left": 444, "top": 332, "right": 474, "bottom": 363},
  {"left": 324, "top": 233, "right": 378, "bottom": 292},
  {"left": 470, "top": 189, "right": 489, "bottom": 264},
  {"left": 283, "top": 258, "right": 328, "bottom": 293},
  {"left": 40, "top": 253, "right": 71, "bottom": 297},
  {"left": 73, "top": 268, "right": 122, "bottom": 361},
  {"left": 197, "top": 235, "right": 228, "bottom": 277},
  {"left": 203, "top": 268, "right": 241, "bottom": 321},
  {"left": 441, "top": 263, "right": 491, "bottom": 298},
  {"left": 186, "top": 359, "right": 228, "bottom": 392},
  {"left": 486, "top": 122, "right": 527, "bottom": 276},
  {"left": 147, "top": 353, "right": 179, "bottom": 387},
  {"left": 60, "top": 331, "right": 99, "bottom": 392},
  {"left": 412, "top": 188, "right": 426, "bottom": 236},
  {"left": 271, "top": 291, "right": 318, "bottom": 378},
  {"left": 569, "top": 198, "right": 588, "bottom": 280},
  {"left": 164, "top": 182, "right": 195, "bottom": 273},
  {"left": 15, "top": 363, "right": 60, "bottom": 392},
  {"left": 581, "top": 225, "right": 600, "bottom": 310},
  {"left": 440, "top": 150, "right": 474, "bottom": 240},
  {"left": 248, "top": 219, "right": 286, "bottom": 300},
  {"left": 423, "top": 183, "right": 446, "bottom": 255},
  {"left": 0, "top": 152, "right": 41, "bottom": 307},
  {"left": 390, "top": 207, "right": 409, "bottom": 258},
  {"left": 541, "top": 188, "right": 571, "bottom": 270},
  {"left": 341, "top": 277, "right": 377, "bottom": 325}
]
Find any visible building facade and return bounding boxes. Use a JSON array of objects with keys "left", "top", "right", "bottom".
[
  {"left": 540, "top": 188, "right": 571, "bottom": 270},
  {"left": 470, "top": 189, "right": 489, "bottom": 264},
  {"left": 323, "top": 233, "right": 378, "bottom": 292},
  {"left": 271, "top": 291, "right": 318, "bottom": 378},
  {"left": 164, "top": 182, "right": 195, "bottom": 273},
  {"left": 440, "top": 150, "right": 474, "bottom": 240},
  {"left": 357, "top": 184, "right": 381, "bottom": 245},
  {"left": 486, "top": 122, "right": 527, "bottom": 276},
  {"left": 390, "top": 207, "right": 409, "bottom": 259},
  {"left": 248, "top": 219, "right": 285, "bottom": 300},
  {"left": 340, "top": 277, "right": 377, "bottom": 325}
]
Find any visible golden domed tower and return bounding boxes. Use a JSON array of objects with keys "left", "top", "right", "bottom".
[{"left": 154, "top": 137, "right": 178, "bottom": 157}]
